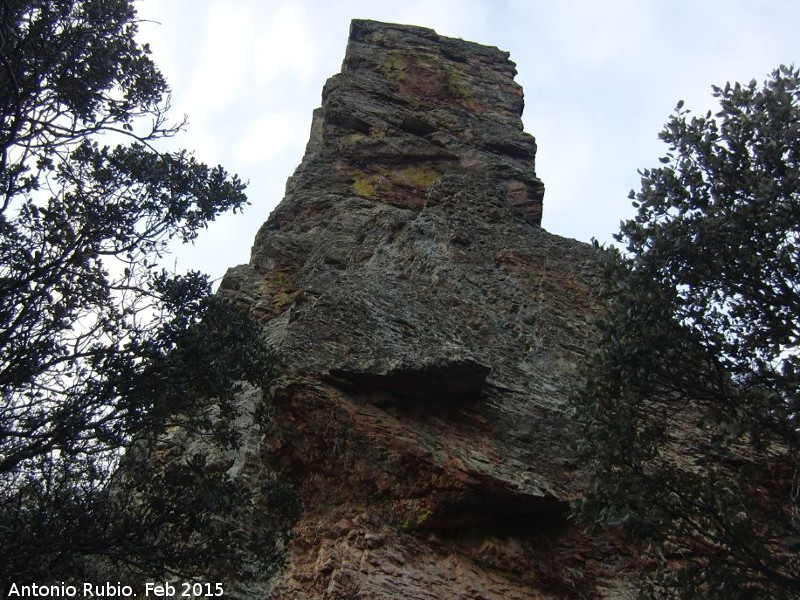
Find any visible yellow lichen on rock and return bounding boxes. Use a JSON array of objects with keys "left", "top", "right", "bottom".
[
  {"left": 395, "top": 166, "right": 440, "bottom": 189},
  {"left": 350, "top": 170, "right": 381, "bottom": 199}
]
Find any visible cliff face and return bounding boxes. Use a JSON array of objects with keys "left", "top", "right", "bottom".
[{"left": 218, "top": 20, "right": 632, "bottom": 599}]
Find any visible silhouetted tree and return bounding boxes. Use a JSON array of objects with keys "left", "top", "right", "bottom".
[
  {"left": 0, "top": 0, "right": 277, "bottom": 582},
  {"left": 574, "top": 66, "right": 800, "bottom": 598}
]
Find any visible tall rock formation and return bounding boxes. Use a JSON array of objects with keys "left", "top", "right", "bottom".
[{"left": 218, "top": 19, "right": 633, "bottom": 599}]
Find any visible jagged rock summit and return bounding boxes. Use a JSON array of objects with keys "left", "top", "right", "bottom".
[{"left": 219, "top": 19, "right": 633, "bottom": 599}]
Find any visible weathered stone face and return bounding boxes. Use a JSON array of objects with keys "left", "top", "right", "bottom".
[{"left": 218, "top": 19, "right": 634, "bottom": 599}]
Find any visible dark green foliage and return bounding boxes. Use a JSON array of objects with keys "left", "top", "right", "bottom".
[
  {"left": 2, "top": 292, "right": 280, "bottom": 582},
  {"left": 574, "top": 66, "right": 800, "bottom": 598},
  {"left": 0, "top": 0, "right": 282, "bottom": 583}
]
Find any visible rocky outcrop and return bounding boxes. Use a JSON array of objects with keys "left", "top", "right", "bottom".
[{"left": 217, "top": 19, "right": 635, "bottom": 599}]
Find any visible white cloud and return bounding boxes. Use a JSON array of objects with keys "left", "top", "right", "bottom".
[
  {"left": 233, "top": 111, "right": 307, "bottom": 166},
  {"left": 253, "top": 2, "right": 318, "bottom": 85},
  {"left": 184, "top": 2, "right": 254, "bottom": 120}
]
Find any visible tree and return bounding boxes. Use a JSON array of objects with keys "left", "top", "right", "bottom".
[
  {"left": 0, "top": 0, "right": 277, "bottom": 582},
  {"left": 574, "top": 65, "right": 800, "bottom": 598}
]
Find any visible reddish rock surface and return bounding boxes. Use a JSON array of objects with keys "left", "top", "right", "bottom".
[{"left": 215, "top": 19, "right": 638, "bottom": 599}]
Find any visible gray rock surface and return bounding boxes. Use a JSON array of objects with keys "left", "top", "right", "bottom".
[{"left": 215, "top": 19, "right": 636, "bottom": 599}]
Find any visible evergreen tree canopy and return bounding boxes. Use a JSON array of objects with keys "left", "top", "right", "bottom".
[
  {"left": 0, "top": 0, "right": 276, "bottom": 582},
  {"left": 575, "top": 65, "right": 800, "bottom": 598}
]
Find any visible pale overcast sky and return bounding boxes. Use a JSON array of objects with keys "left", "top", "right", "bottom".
[{"left": 135, "top": 0, "right": 800, "bottom": 284}]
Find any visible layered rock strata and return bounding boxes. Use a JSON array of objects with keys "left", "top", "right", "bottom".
[{"left": 218, "top": 19, "right": 634, "bottom": 599}]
